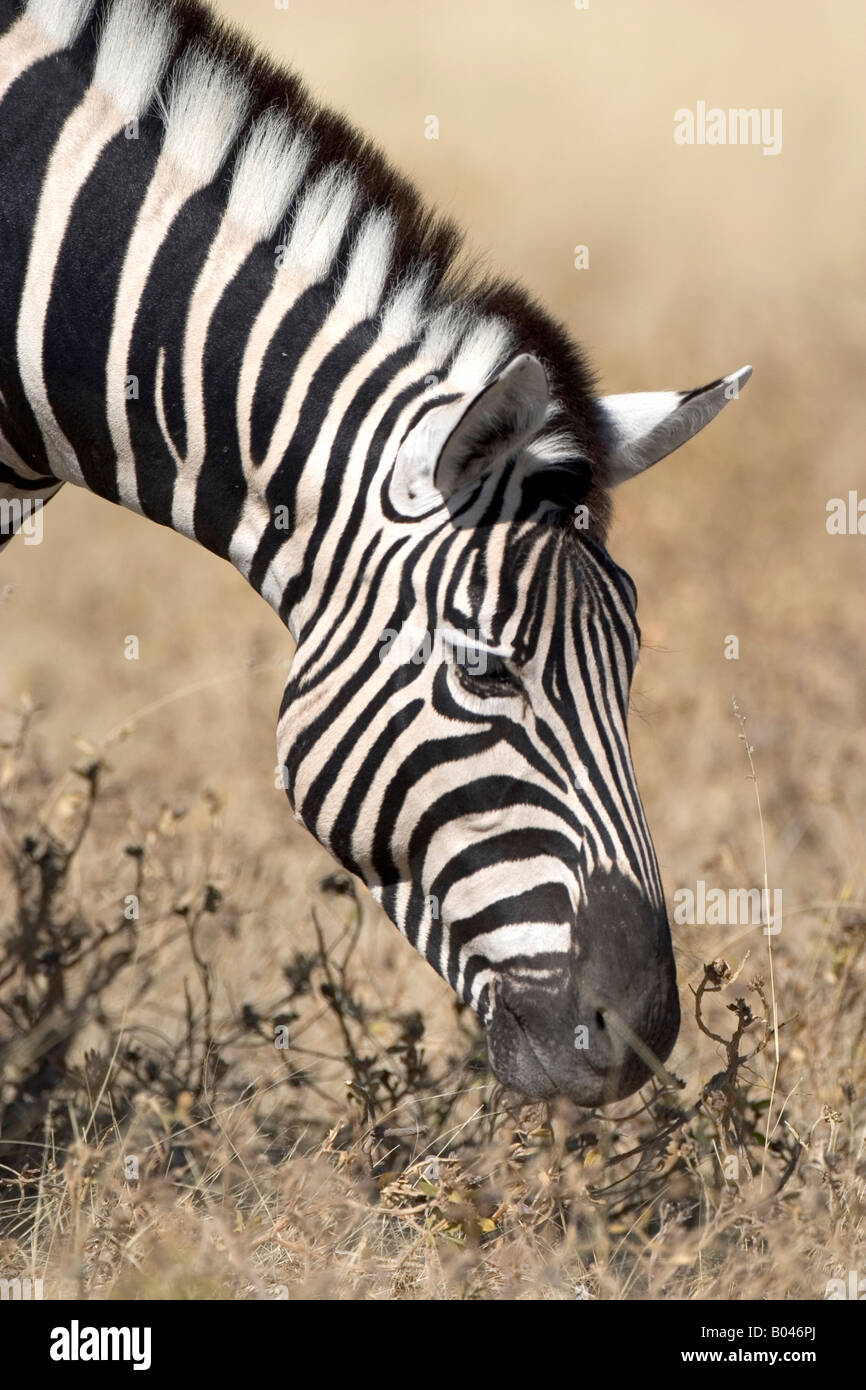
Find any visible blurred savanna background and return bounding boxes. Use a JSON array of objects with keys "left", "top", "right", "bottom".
[{"left": 0, "top": 0, "right": 864, "bottom": 1300}]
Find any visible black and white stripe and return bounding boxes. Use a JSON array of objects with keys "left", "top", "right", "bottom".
[{"left": 0, "top": 0, "right": 751, "bottom": 1104}]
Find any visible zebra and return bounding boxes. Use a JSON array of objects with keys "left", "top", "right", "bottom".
[{"left": 0, "top": 0, "right": 750, "bottom": 1106}]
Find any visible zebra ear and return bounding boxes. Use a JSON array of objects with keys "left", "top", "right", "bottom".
[
  {"left": 598, "top": 365, "right": 752, "bottom": 487},
  {"left": 433, "top": 353, "right": 550, "bottom": 495},
  {"left": 394, "top": 354, "right": 550, "bottom": 510}
]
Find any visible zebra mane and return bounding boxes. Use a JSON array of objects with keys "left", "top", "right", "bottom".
[{"left": 29, "top": 0, "right": 610, "bottom": 532}]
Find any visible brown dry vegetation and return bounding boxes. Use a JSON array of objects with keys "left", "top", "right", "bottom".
[{"left": 0, "top": 0, "right": 864, "bottom": 1300}]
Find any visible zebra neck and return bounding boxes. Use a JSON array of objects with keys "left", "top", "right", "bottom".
[
  {"left": 2, "top": 6, "right": 537, "bottom": 642},
  {"left": 0, "top": 16, "right": 404, "bottom": 637}
]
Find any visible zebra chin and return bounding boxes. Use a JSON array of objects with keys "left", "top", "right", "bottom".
[{"left": 482, "top": 870, "right": 681, "bottom": 1107}]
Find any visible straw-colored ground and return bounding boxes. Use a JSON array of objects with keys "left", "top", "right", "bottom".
[{"left": 1, "top": 0, "right": 863, "bottom": 1299}]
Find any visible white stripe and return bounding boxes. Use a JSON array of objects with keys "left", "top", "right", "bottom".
[
  {"left": 227, "top": 109, "right": 311, "bottom": 243},
  {"left": 26, "top": 0, "right": 94, "bottom": 47},
  {"left": 0, "top": 15, "right": 59, "bottom": 107},
  {"left": 170, "top": 213, "right": 262, "bottom": 536},
  {"left": 93, "top": 0, "right": 174, "bottom": 120},
  {"left": 157, "top": 45, "right": 248, "bottom": 183},
  {"left": 17, "top": 88, "right": 145, "bottom": 484}
]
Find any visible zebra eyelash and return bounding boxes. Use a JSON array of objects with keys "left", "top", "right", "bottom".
[{"left": 452, "top": 651, "right": 524, "bottom": 700}]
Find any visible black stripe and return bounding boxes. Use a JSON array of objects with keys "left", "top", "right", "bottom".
[
  {"left": 248, "top": 317, "right": 376, "bottom": 593},
  {"left": 125, "top": 183, "right": 225, "bottom": 523},
  {"left": 44, "top": 124, "right": 161, "bottom": 502},
  {"left": 0, "top": 47, "right": 91, "bottom": 477}
]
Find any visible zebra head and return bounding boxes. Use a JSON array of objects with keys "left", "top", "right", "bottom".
[{"left": 279, "top": 344, "right": 750, "bottom": 1107}]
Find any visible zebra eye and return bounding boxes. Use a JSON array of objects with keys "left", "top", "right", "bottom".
[{"left": 455, "top": 653, "right": 522, "bottom": 698}]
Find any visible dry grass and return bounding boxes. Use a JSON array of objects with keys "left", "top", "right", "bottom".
[
  {"left": 0, "top": 708, "right": 863, "bottom": 1300},
  {"left": 1, "top": 0, "right": 864, "bottom": 1300}
]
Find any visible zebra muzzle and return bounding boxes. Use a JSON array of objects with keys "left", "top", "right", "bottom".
[{"left": 484, "top": 870, "right": 680, "bottom": 1106}]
